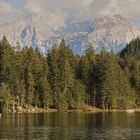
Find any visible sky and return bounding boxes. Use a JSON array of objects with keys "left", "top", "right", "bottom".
[{"left": 0, "top": 0, "right": 140, "bottom": 26}]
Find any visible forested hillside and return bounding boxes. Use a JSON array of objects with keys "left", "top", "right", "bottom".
[{"left": 0, "top": 36, "right": 140, "bottom": 112}]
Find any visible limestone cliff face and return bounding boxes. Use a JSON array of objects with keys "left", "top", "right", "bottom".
[{"left": 0, "top": 13, "right": 139, "bottom": 54}]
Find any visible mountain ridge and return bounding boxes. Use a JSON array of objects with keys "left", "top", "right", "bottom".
[{"left": 0, "top": 13, "right": 139, "bottom": 54}]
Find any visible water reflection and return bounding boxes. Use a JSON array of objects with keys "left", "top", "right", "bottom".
[{"left": 0, "top": 112, "right": 140, "bottom": 140}]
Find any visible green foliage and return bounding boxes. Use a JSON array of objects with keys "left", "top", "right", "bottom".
[
  {"left": 0, "top": 36, "right": 139, "bottom": 112},
  {"left": 0, "top": 83, "right": 12, "bottom": 112}
]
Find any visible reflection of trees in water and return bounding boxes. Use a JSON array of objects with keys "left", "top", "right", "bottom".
[{"left": 0, "top": 113, "right": 140, "bottom": 139}]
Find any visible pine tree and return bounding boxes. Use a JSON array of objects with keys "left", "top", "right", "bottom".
[
  {"left": 57, "top": 39, "right": 75, "bottom": 110},
  {"left": 0, "top": 83, "right": 12, "bottom": 112},
  {"left": 47, "top": 46, "right": 60, "bottom": 108},
  {"left": 96, "top": 51, "right": 119, "bottom": 109}
]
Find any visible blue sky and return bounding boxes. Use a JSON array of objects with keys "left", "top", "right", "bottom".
[{"left": 0, "top": 0, "right": 140, "bottom": 27}]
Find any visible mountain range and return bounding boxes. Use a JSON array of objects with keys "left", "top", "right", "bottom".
[{"left": 0, "top": 12, "right": 140, "bottom": 54}]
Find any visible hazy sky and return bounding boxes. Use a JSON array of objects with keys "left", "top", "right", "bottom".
[{"left": 0, "top": 0, "right": 140, "bottom": 26}]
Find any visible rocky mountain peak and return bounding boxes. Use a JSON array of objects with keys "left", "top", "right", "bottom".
[{"left": 0, "top": 14, "right": 139, "bottom": 54}]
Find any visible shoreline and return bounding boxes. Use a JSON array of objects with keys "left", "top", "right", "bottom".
[{"left": 2, "top": 106, "right": 140, "bottom": 114}]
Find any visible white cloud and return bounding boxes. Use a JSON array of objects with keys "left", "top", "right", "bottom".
[
  {"left": 117, "top": 0, "right": 140, "bottom": 19},
  {"left": 128, "top": 0, "right": 138, "bottom": 2},
  {"left": 47, "top": 0, "right": 95, "bottom": 8},
  {"left": 99, "top": 0, "right": 121, "bottom": 15},
  {"left": 98, "top": 0, "right": 140, "bottom": 20},
  {"left": 1, "top": 0, "right": 140, "bottom": 23},
  {"left": 0, "top": 2, "right": 15, "bottom": 14},
  {"left": 22, "top": 0, "right": 140, "bottom": 22},
  {"left": 24, "top": 0, "right": 95, "bottom": 22},
  {"left": 24, "top": 0, "right": 95, "bottom": 13},
  {"left": 24, "top": 0, "right": 45, "bottom": 14}
]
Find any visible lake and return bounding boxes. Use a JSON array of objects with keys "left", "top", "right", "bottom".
[{"left": 0, "top": 112, "right": 140, "bottom": 140}]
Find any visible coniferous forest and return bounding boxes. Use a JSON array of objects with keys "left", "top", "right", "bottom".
[{"left": 0, "top": 36, "right": 140, "bottom": 112}]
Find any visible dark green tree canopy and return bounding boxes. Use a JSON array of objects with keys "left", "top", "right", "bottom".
[{"left": 0, "top": 36, "right": 139, "bottom": 112}]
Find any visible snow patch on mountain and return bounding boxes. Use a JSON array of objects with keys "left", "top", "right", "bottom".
[
  {"left": 88, "top": 14, "right": 140, "bottom": 52},
  {"left": 0, "top": 13, "right": 139, "bottom": 54}
]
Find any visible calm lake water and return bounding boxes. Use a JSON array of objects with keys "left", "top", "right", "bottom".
[{"left": 0, "top": 112, "right": 140, "bottom": 140}]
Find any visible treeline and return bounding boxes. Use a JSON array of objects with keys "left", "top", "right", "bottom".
[{"left": 0, "top": 36, "right": 140, "bottom": 112}]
